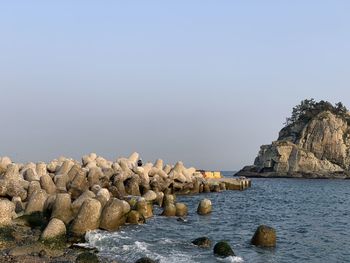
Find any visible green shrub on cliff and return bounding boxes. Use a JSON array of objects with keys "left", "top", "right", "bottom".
[{"left": 285, "top": 99, "right": 349, "bottom": 126}]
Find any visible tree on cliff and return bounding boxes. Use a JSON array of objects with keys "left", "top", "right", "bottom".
[{"left": 285, "top": 99, "right": 349, "bottom": 126}]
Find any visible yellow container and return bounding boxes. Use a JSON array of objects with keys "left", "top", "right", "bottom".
[
  {"left": 203, "top": 171, "right": 222, "bottom": 179},
  {"left": 213, "top": 172, "right": 221, "bottom": 179}
]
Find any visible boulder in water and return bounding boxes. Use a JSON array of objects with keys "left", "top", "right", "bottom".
[
  {"left": 197, "top": 199, "right": 212, "bottom": 215},
  {"left": 213, "top": 241, "right": 235, "bottom": 257},
  {"left": 161, "top": 203, "right": 176, "bottom": 217},
  {"left": 175, "top": 203, "right": 188, "bottom": 217},
  {"left": 192, "top": 237, "right": 212, "bottom": 248},
  {"left": 251, "top": 225, "right": 276, "bottom": 247}
]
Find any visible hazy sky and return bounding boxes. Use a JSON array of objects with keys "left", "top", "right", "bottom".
[{"left": 1, "top": 1, "right": 349, "bottom": 170}]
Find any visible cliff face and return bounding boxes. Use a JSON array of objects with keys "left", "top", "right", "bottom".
[{"left": 238, "top": 111, "right": 350, "bottom": 178}]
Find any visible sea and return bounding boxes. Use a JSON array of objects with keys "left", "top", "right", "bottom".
[{"left": 83, "top": 173, "right": 350, "bottom": 263}]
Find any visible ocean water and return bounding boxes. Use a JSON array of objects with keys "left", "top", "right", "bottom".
[{"left": 84, "top": 177, "right": 350, "bottom": 263}]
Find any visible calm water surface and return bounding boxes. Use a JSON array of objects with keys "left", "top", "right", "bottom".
[{"left": 85, "top": 177, "right": 350, "bottom": 263}]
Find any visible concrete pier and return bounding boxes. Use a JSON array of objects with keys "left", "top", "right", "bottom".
[{"left": 207, "top": 177, "right": 251, "bottom": 191}]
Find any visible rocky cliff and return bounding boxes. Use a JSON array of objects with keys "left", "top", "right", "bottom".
[{"left": 237, "top": 107, "right": 350, "bottom": 179}]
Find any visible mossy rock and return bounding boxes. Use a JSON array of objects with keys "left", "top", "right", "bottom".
[
  {"left": 126, "top": 210, "right": 145, "bottom": 224},
  {"left": 0, "top": 226, "right": 15, "bottom": 248},
  {"left": 76, "top": 251, "right": 99, "bottom": 263},
  {"left": 127, "top": 197, "right": 139, "bottom": 209},
  {"left": 213, "top": 241, "right": 235, "bottom": 258},
  {"left": 0, "top": 226, "right": 15, "bottom": 242},
  {"left": 40, "top": 234, "right": 67, "bottom": 250}
]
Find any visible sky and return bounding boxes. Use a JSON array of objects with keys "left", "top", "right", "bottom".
[{"left": 0, "top": 1, "right": 349, "bottom": 170}]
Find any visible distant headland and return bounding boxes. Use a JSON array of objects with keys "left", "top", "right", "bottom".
[{"left": 237, "top": 99, "right": 350, "bottom": 179}]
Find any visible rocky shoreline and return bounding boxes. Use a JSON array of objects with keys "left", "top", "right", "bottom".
[
  {"left": 235, "top": 166, "right": 350, "bottom": 179},
  {"left": 0, "top": 153, "right": 250, "bottom": 263}
]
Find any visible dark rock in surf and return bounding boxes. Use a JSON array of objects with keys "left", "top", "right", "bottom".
[
  {"left": 192, "top": 237, "right": 211, "bottom": 248},
  {"left": 213, "top": 241, "right": 235, "bottom": 257}
]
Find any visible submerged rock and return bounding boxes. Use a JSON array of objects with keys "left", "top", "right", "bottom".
[
  {"left": 192, "top": 237, "right": 211, "bottom": 248},
  {"left": 213, "top": 241, "right": 235, "bottom": 257},
  {"left": 251, "top": 225, "right": 276, "bottom": 247},
  {"left": 135, "top": 257, "right": 156, "bottom": 263},
  {"left": 176, "top": 217, "right": 187, "bottom": 223}
]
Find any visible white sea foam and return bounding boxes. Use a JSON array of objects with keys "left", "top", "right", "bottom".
[
  {"left": 161, "top": 238, "right": 174, "bottom": 244},
  {"left": 122, "top": 241, "right": 149, "bottom": 253},
  {"left": 110, "top": 238, "right": 196, "bottom": 263},
  {"left": 134, "top": 241, "right": 149, "bottom": 251},
  {"left": 217, "top": 256, "right": 244, "bottom": 263},
  {"left": 84, "top": 229, "right": 243, "bottom": 263},
  {"left": 76, "top": 230, "right": 105, "bottom": 248},
  {"left": 156, "top": 252, "right": 196, "bottom": 263}
]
